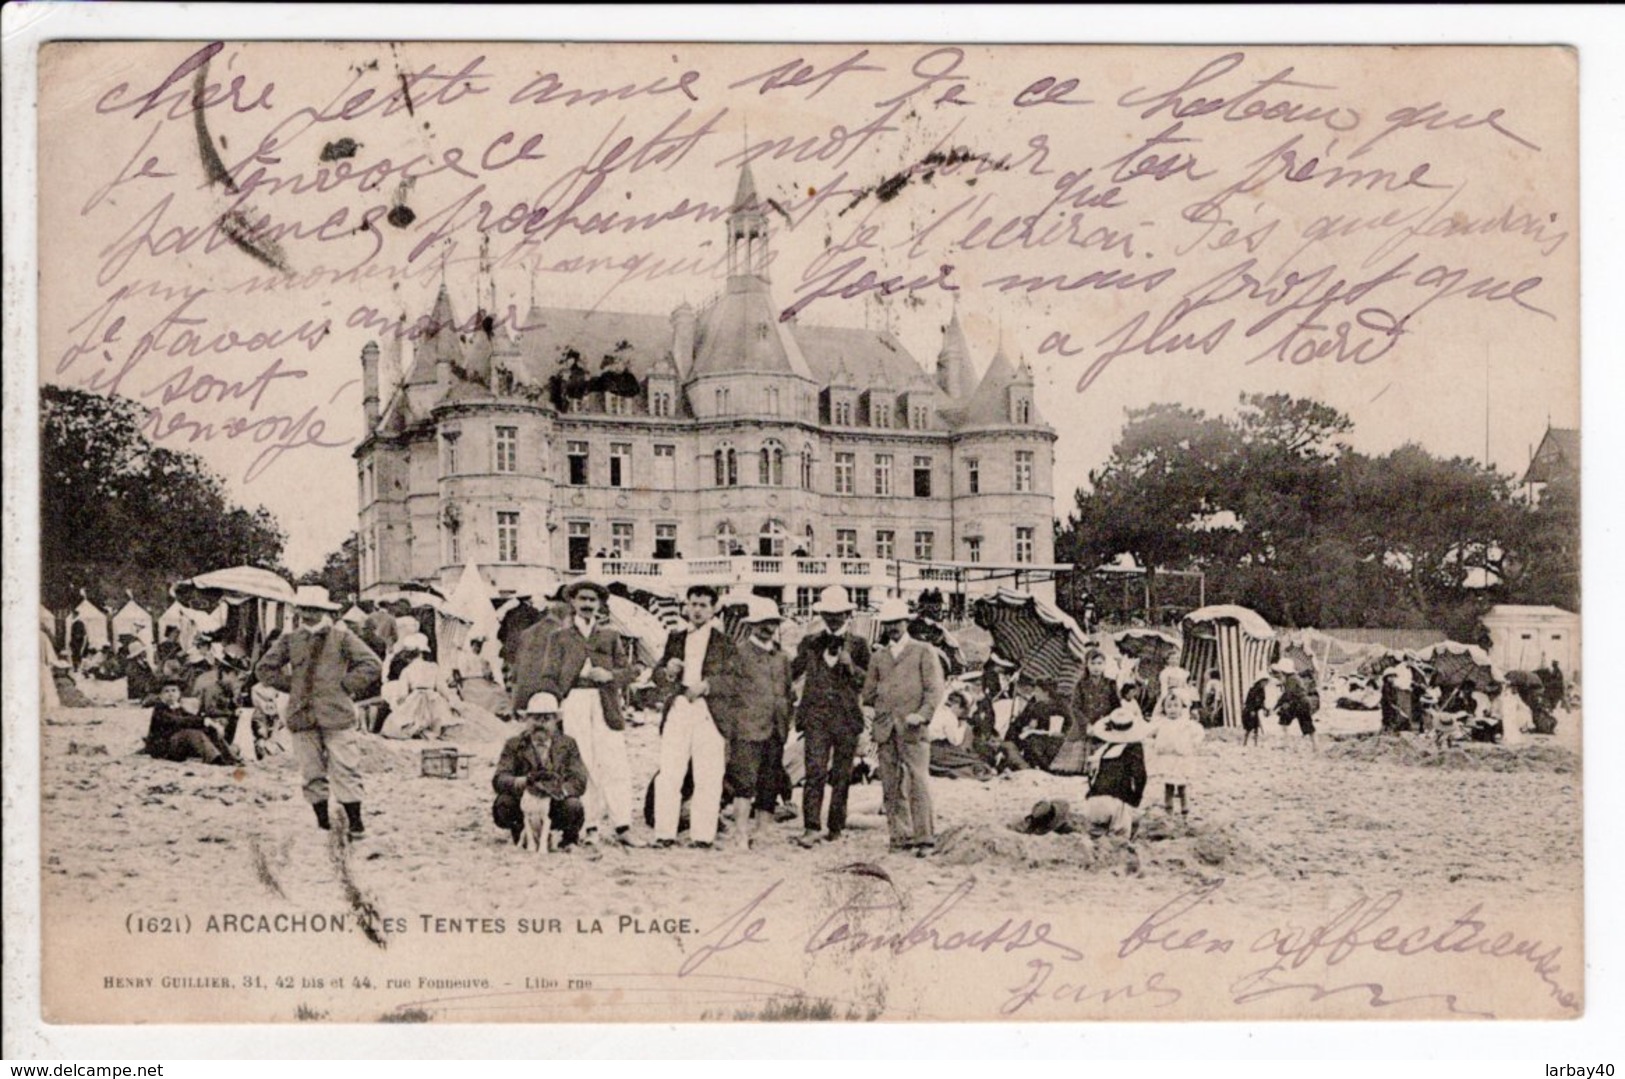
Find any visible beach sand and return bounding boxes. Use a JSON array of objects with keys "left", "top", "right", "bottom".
[{"left": 37, "top": 695, "right": 1584, "bottom": 1023}]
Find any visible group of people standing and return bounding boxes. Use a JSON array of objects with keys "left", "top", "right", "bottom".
[{"left": 495, "top": 582, "right": 946, "bottom": 856}]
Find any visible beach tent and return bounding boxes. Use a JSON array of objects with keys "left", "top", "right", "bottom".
[
  {"left": 607, "top": 595, "right": 669, "bottom": 667},
  {"left": 111, "top": 597, "right": 155, "bottom": 653},
  {"left": 440, "top": 560, "right": 504, "bottom": 668},
  {"left": 73, "top": 596, "right": 111, "bottom": 652},
  {"left": 1179, "top": 605, "right": 1275, "bottom": 729},
  {"left": 1113, "top": 628, "right": 1181, "bottom": 711},
  {"left": 1419, "top": 641, "right": 1502, "bottom": 690},
  {"left": 340, "top": 605, "right": 367, "bottom": 626},
  {"left": 971, "top": 588, "right": 1092, "bottom": 696}
]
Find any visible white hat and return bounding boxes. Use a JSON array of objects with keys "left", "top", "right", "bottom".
[
  {"left": 522, "top": 692, "right": 561, "bottom": 715},
  {"left": 812, "top": 585, "right": 855, "bottom": 614},
  {"left": 743, "top": 596, "right": 783, "bottom": 624},
  {"left": 876, "top": 598, "right": 911, "bottom": 623},
  {"left": 1271, "top": 659, "right": 1296, "bottom": 675},
  {"left": 1094, "top": 710, "right": 1152, "bottom": 744},
  {"left": 398, "top": 633, "right": 430, "bottom": 653},
  {"left": 293, "top": 585, "right": 340, "bottom": 611}
]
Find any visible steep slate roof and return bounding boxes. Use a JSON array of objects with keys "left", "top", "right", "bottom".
[
  {"left": 935, "top": 308, "right": 977, "bottom": 400},
  {"left": 692, "top": 278, "right": 814, "bottom": 380},
  {"left": 960, "top": 345, "right": 1018, "bottom": 426},
  {"left": 1522, "top": 426, "right": 1579, "bottom": 485}
]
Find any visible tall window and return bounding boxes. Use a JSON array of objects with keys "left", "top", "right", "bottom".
[
  {"left": 875, "top": 530, "right": 896, "bottom": 561},
  {"left": 834, "top": 452, "right": 855, "bottom": 495},
  {"left": 759, "top": 520, "right": 786, "bottom": 557},
  {"left": 873, "top": 453, "right": 893, "bottom": 496},
  {"left": 760, "top": 440, "right": 784, "bottom": 486},
  {"left": 496, "top": 511, "right": 520, "bottom": 563},
  {"left": 446, "top": 523, "right": 460, "bottom": 565},
  {"left": 800, "top": 444, "right": 814, "bottom": 489},
  {"left": 714, "top": 386, "right": 731, "bottom": 414},
  {"left": 1015, "top": 450, "right": 1034, "bottom": 493},
  {"left": 651, "top": 390, "right": 672, "bottom": 417},
  {"left": 835, "top": 529, "right": 858, "bottom": 558},
  {"left": 714, "top": 443, "right": 738, "bottom": 487},
  {"left": 965, "top": 537, "right": 982, "bottom": 563},
  {"left": 567, "top": 520, "right": 591, "bottom": 572},
  {"left": 834, "top": 399, "right": 852, "bottom": 425},
  {"left": 766, "top": 386, "right": 780, "bottom": 415},
  {"left": 1015, "top": 526, "right": 1035, "bottom": 564},
  {"left": 494, "top": 426, "right": 518, "bottom": 473},
  {"left": 873, "top": 400, "right": 892, "bottom": 428},
  {"left": 610, "top": 443, "right": 632, "bottom": 488},
  {"left": 653, "top": 443, "right": 676, "bottom": 488},
  {"left": 440, "top": 437, "right": 457, "bottom": 477},
  {"left": 967, "top": 457, "right": 980, "bottom": 495},
  {"left": 1015, "top": 397, "right": 1032, "bottom": 424},
  {"left": 567, "top": 440, "right": 589, "bottom": 486},
  {"left": 655, "top": 523, "right": 677, "bottom": 559},
  {"left": 914, "top": 530, "right": 935, "bottom": 561},
  {"left": 912, "top": 405, "right": 929, "bottom": 429},
  {"left": 913, "top": 456, "right": 932, "bottom": 498},
  {"left": 715, "top": 521, "right": 738, "bottom": 557},
  {"left": 611, "top": 522, "right": 634, "bottom": 556}
]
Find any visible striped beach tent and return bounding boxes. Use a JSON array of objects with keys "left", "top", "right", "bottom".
[
  {"left": 1179, "top": 605, "right": 1275, "bottom": 729},
  {"left": 970, "top": 588, "right": 1091, "bottom": 696},
  {"left": 607, "top": 582, "right": 686, "bottom": 634}
]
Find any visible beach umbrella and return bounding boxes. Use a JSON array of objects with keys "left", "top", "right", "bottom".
[
  {"left": 1112, "top": 628, "right": 1181, "bottom": 708},
  {"left": 176, "top": 565, "right": 296, "bottom": 604},
  {"left": 971, "top": 588, "right": 1091, "bottom": 695},
  {"left": 1420, "top": 641, "right": 1502, "bottom": 689},
  {"left": 606, "top": 595, "right": 668, "bottom": 666},
  {"left": 607, "top": 581, "right": 686, "bottom": 633},
  {"left": 1179, "top": 605, "right": 1275, "bottom": 729}
]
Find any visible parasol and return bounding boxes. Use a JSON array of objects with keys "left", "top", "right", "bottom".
[
  {"left": 971, "top": 588, "right": 1090, "bottom": 693},
  {"left": 1420, "top": 641, "right": 1502, "bottom": 689}
]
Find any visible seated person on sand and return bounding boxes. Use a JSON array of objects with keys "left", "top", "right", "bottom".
[
  {"left": 1081, "top": 684, "right": 1150, "bottom": 838},
  {"left": 928, "top": 691, "right": 994, "bottom": 780},
  {"left": 1451, "top": 679, "right": 1505, "bottom": 744},
  {"left": 1001, "top": 678, "right": 1075, "bottom": 772},
  {"left": 144, "top": 678, "right": 241, "bottom": 766},
  {"left": 450, "top": 635, "right": 510, "bottom": 716},
  {"left": 491, "top": 693, "right": 589, "bottom": 850},
  {"left": 195, "top": 652, "right": 250, "bottom": 757},
  {"left": 380, "top": 633, "right": 460, "bottom": 740},
  {"left": 120, "top": 635, "right": 156, "bottom": 702}
]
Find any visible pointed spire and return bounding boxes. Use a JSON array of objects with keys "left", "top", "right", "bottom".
[
  {"left": 733, "top": 158, "right": 759, "bottom": 211},
  {"left": 936, "top": 303, "right": 975, "bottom": 398}
]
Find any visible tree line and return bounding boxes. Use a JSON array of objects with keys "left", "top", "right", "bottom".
[{"left": 1055, "top": 393, "right": 1578, "bottom": 641}]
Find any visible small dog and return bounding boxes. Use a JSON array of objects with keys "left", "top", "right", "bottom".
[{"left": 518, "top": 789, "right": 553, "bottom": 853}]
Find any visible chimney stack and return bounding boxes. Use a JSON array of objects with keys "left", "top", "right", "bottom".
[{"left": 361, "top": 341, "right": 381, "bottom": 428}]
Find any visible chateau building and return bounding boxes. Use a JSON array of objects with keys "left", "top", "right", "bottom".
[{"left": 354, "top": 164, "right": 1063, "bottom": 612}]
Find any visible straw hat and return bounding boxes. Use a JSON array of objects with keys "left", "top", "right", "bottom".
[
  {"left": 876, "top": 598, "right": 911, "bottom": 623},
  {"left": 522, "top": 692, "right": 561, "bottom": 715},
  {"left": 812, "top": 585, "right": 855, "bottom": 614},
  {"left": 1095, "top": 710, "right": 1152, "bottom": 744},
  {"left": 743, "top": 596, "right": 783, "bottom": 624},
  {"left": 564, "top": 579, "right": 609, "bottom": 602},
  {"left": 293, "top": 585, "right": 340, "bottom": 611},
  {"left": 398, "top": 633, "right": 431, "bottom": 654}
]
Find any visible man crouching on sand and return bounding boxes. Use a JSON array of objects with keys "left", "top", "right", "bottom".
[{"left": 492, "top": 692, "right": 590, "bottom": 853}]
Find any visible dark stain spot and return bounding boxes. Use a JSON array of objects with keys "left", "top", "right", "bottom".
[
  {"left": 765, "top": 197, "right": 792, "bottom": 224},
  {"left": 874, "top": 172, "right": 909, "bottom": 203},
  {"left": 387, "top": 204, "right": 416, "bottom": 228},
  {"left": 398, "top": 71, "right": 416, "bottom": 116},
  {"left": 191, "top": 55, "right": 238, "bottom": 193},
  {"left": 320, "top": 137, "right": 360, "bottom": 162}
]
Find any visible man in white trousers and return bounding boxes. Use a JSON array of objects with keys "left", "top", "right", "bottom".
[
  {"left": 652, "top": 585, "right": 741, "bottom": 849},
  {"left": 522, "top": 580, "right": 640, "bottom": 847}
]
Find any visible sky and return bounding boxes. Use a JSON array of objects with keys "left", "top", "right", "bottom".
[{"left": 33, "top": 38, "right": 1579, "bottom": 574}]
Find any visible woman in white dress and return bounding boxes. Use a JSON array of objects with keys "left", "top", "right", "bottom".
[{"left": 380, "top": 634, "right": 460, "bottom": 740}]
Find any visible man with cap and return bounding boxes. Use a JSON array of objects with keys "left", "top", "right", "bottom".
[
  {"left": 792, "top": 585, "right": 871, "bottom": 847},
  {"left": 726, "top": 596, "right": 794, "bottom": 850},
  {"left": 863, "top": 598, "right": 946, "bottom": 855},
  {"left": 491, "top": 693, "right": 590, "bottom": 850},
  {"left": 515, "top": 580, "right": 639, "bottom": 847},
  {"left": 254, "top": 585, "right": 382, "bottom": 838},
  {"left": 651, "top": 584, "right": 742, "bottom": 849}
]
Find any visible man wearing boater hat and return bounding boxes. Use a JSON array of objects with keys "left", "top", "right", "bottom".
[
  {"left": 864, "top": 598, "right": 946, "bottom": 855},
  {"left": 254, "top": 585, "right": 382, "bottom": 838},
  {"left": 513, "top": 579, "right": 639, "bottom": 847},
  {"left": 792, "top": 586, "right": 871, "bottom": 847}
]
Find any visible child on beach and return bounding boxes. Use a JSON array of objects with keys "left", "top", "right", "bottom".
[{"left": 1148, "top": 697, "right": 1206, "bottom": 820}]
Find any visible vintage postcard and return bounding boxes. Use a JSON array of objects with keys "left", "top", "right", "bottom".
[{"left": 23, "top": 36, "right": 1582, "bottom": 1027}]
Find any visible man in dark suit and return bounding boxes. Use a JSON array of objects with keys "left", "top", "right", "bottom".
[
  {"left": 792, "top": 586, "right": 871, "bottom": 847},
  {"left": 650, "top": 584, "right": 741, "bottom": 849},
  {"left": 508, "top": 580, "right": 638, "bottom": 846}
]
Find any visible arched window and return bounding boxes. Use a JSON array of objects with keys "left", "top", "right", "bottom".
[
  {"left": 800, "top": 443, "right": 814, "bottom": 489},
  {"left": 715, "top": 520, "right": 739, "bottom": 557},
  {"left": 759, "top": 519, "right": 788, "bottom": 558},
  {"left": 714, "top": 442, "right": 738, "bottom": 487},
  {"left": 714, "top": 386, "right": 731, "bottom": 414},
  {"left": 760, "top": 439, "right": 784, "bottom": 486}
]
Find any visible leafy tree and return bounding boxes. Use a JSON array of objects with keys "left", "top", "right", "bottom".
[{"left": 40, "top": 386, "right": 287, "bottom": 614}]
